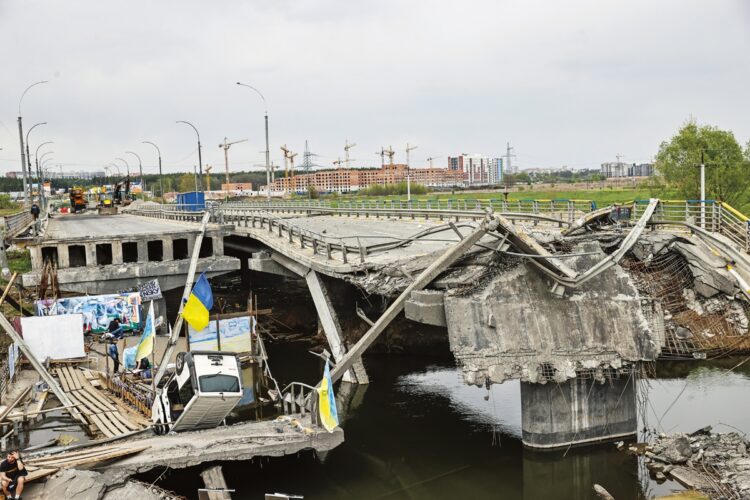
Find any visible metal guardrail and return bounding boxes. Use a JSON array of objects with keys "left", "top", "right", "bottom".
[
  {"left": 280, "top": 381, "right": 318, "bottom": 424},
  {"left": 632, "top": 200, "right": 750, "bottom": 253},
  {"left": 128, "top": 198, "right": 750, "bottom": 258},
  {"left": 223, "top": 198, "right": 595, "bottom": 222}
]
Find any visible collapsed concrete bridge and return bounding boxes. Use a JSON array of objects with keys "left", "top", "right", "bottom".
[{"left": 19, "top": 198, "right": 750, "bottom": 448}]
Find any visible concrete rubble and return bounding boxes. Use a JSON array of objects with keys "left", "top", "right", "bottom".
[
  {"left": 25, "top": 468, "right": 182, "bottom": 499},
  {"left": 628, "top": 427, "right": 750, "bottom": 499}
]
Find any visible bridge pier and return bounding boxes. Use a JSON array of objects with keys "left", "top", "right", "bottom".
[
  {"left": 520, "top": 375, "right": 636, "bottom": 449},
  {"left": 305, "top": 270, "right": 369, "bottom": 384}
]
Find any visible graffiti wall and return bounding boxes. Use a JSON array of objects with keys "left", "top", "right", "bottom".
[{"left": 35, "top": 292, "right": 142, "bottom": 333}]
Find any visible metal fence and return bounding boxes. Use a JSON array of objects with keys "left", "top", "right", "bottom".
[{"left": 130, "top": 198, "right": 750, "bottom": 256}]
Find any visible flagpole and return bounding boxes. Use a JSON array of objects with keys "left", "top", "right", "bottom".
[{"left": 151, "top": 300, "right": 156, "bottom": 395}]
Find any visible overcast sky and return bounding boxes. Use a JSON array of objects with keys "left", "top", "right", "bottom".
[{"left": 1, "top": 0, "right": 748, "bottom": 176}]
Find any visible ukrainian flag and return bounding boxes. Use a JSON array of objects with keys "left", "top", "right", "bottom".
[
  {"left": 135, "top": 301, "right": 156, "bottom": 362},
  {"left": 318, "top": 360, "right": 339, "bottom": 433},
  {"left": 182, "top": 273, "right": 213, "bottom": 331}
]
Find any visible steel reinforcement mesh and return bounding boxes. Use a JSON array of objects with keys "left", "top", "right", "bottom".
[{"left": 621, "top": 252, "right": 750, "bottom": 359}]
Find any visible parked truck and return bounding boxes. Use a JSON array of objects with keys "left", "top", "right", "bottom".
[
  {"left": 151, "top": 351, "right": 244, "bottom": 434},
  {"left": 69, "top": 187, "right": 87, "bottom": 213}
]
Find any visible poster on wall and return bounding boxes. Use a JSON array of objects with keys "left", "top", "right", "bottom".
[
  {"left": 188, "top": 316, "right": 254, "bottom": 353},
  {"left": 20, "top": 314, "right": 86, "bottom": 360},
  {"left": 35, "top": 292, "right": 142, "bottom": 334}
]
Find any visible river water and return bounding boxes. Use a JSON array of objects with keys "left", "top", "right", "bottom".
[{"left": 150, "top": 343, "right": 750, "bottom": 500}]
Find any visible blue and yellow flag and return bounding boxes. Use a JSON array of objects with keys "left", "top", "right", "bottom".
[
  {"left": 135, "top": 301, "right": 155, "bottom": 362},
  {"left": 182, "top": 273, "right": 213, "bottom": 331},
  {"left": 318, "top": 360, "right": 339, "bottom": 433}
]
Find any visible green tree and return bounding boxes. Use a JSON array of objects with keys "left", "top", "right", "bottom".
[
  {"left": 656, "top": 121, "right": 749, "bottom": 204},
  {"left": 177, "top": 173, "right": 196, "bottom": 193}
]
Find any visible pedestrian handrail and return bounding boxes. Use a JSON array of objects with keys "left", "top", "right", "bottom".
[
  {"left": 3, "top": 210, "right": 34, "bottom": 239},
  {"left": 280, "top": 381, "right": 319, "bottom": 425}
]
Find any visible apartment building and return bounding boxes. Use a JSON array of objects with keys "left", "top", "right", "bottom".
[{"left": 447, "top": 154, "right": 503, "bottom": 185}]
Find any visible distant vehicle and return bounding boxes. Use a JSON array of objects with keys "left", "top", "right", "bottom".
[
  {"left": 151, "top": 351, "right": 243, "bottom": 434},
  {"left": 69, "top": 187, "right": 87, "bottom": 213}
]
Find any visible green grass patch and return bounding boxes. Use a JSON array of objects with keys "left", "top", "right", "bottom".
[{"left": 7, "top": 249, "right": 31, "bottom": 274}]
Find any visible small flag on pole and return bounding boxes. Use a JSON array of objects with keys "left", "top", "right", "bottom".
[
  {"left": 318, "top": 360, "right": 339, "bottom": 433},
  {"left": 182, "top": 273, "right": 213, "bottom": 331},
  {"left": 135, "top": 301, "right": 156, "bottom": 362}
]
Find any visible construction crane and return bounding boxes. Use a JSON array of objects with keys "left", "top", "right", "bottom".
[
  {"left": 426, "top": 156, "right": 442, "bottom": 168},
  {"left": 218, "top": 138, "right": 248, "bottom": 184},
  {"left": 280, "top": 145, "right": 298, "bottom": 179},
  {"left": 333, "top": 157, "right": 344, "bottom": 168},
  {"left": 384, "top": 146, "right": 395, "bottom": 165},
  {"left": 375, "top": 147, "right": 386, "bottom": 167},
  {"left": 344, "top": 140, "right": 356, "bottom": 169},
  {"left": 405, "top": 143, "right": 418, "bottom": 167}
]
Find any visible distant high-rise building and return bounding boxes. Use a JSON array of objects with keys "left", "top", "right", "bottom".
[
  {"left": 600, "top": 161, "right": 654, "bottom": 178},
  {"left": 447, "top": 154, "right": 503, "bottom": 186}
]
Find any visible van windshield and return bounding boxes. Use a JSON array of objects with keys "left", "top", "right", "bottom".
[{"left": 199, "top": 374, "right": 240, "bottom": 393}]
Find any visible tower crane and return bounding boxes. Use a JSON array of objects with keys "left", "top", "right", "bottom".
[
  {"left": 218, "top": 138, "right": 248, "bottom": 184},
  {"left": 344, "top": 140, "right": 356, "bottom": 169},
  {"left": 384, "top": 146, "right": 395, "bottom": 165},
  {"left": 426, "top": 156, "right": 442, "bottom": 168}
]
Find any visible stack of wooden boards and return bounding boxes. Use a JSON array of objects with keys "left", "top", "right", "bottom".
[
  {"left": 7, "top": 443, "right": 151, "bottom": 488},
  {"left": 53, "top": 366, "right": 146, "bottom": 438}
]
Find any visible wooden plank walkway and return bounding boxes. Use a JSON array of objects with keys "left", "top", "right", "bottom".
[{"left": 53, "top": 366, "right": 145, "bottom": 438}]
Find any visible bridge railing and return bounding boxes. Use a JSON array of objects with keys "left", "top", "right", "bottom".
[
  {"left": 632, "top": 199, "right": 749, "bottom": 253},
  {"left": 221, "top": 198, "right": 594, "bottom": 221},
  {"left": 3, "top": 210, "right": 34, "bottom": 239}
]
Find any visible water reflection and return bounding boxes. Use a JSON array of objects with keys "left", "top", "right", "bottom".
[{"left": 151, "top": 348, "right": 750, "bottom": 499}]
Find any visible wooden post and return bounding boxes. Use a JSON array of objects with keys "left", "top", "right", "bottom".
[{"left": 200, "top": 465, "right": 232, "bottom": 499}]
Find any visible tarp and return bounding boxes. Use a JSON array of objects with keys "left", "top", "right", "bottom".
[
  {"left": 35, "top": 292, "right": 142, "bottom": 333},
  {"left": 188, "top": 315, "right": 254, "bottom": 353},
  {"left": 20, "top": 314, "right": 85, "bottom": 361}
]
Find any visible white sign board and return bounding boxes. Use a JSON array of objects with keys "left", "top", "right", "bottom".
[{"left": 20, "top": 314, "right": 85, "bottom": 361}]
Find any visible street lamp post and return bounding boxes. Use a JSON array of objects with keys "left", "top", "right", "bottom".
[
  {"left": 115, "top": 157, "right": 130, "bottom": 177},
  {"left": 25, "top": 122, "right": 47, "bottom": 203},
  {"left": 177, "top": 121, "right": 203, "bottom": 192},
  {"left": 18, "top": 80, "right": 48, "bottom": 205},
  {"left": 236, "top": 82, "right": 270, "bottom": 201},
  {"left": 142, "top": 141, "right": 163, "bottom": 198},
  {"left": 125, "top": 151, "right": 144, "bottom": 197},
  {"left": 34, "top": 140, "right": 53, "bottom": 206}
]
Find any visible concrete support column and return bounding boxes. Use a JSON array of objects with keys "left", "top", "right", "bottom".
[
  {"left": 520, "top": 375, "right": 636, "bottom": 449},
  {"left": 112, "top": 242, "right": 123, "bottom": 265},
  {"left": 305, "top": 270, "right": 369, "bottom": 384},
  {"left": 85, "top": 243, "right": 97, "bottom": 267},
  {"left": 212, "top": 235, "right": 224, "bottom": 257},
  {"left": 30, "top": 247, "right": 44, "bottom": 269},
  {"left": 56, "top": 245, "right": 69, "bottom": 268},
  {"left": 186, "top": 234, "right": 197, "bottom": 258},
  {"left": 162, "top": 237, "right": 174, "bottom": 261},
  {"left": 137, "top": 240, "right": 148, "bottom": 262}
]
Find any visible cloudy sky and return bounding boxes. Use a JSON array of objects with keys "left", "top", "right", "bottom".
[{"left": 0, "top": 0, "right": 748, "bottom": 176}]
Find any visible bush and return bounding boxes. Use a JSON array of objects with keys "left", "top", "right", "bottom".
[{"left": 360, "top": 181, "right": 427, "bottom": 196}]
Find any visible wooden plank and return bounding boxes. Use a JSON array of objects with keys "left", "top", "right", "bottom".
[
  {"left": 29, "top": 446, "right": 128, "bottom": 466},
  {"left": 102, "top": 412, "right": 129, "bottom": 435},
  {"left": 58, "top": 367, "right": 75, "bottom": 392},
  {"left": 64, "top": 366, "right": 81, "bottom": 390},
  {"left": 68, "top": 390, "right": 98, "bottom": 415},
  {"left": 0, "top": 386, "right": 32, "bottom": 422},
  {"left": 55, "top": 368, "right": 71, "bottom": 392},
  {"left": 87, "top": 413, "right": 117, "bottom": 438},
  {"left": 71, "top": 367, "right": 89, "bottom": 389},
  {"left": 81, "top": 384, "right": 117, "bottom": 411},
  {"left": 25, "top": 467, "right": 59, "bottom": 482},
  {"left": 74, "top": 388, "right": 110, "bottom": 414},
  {"left": 109, "top": 410, "right": 140, "bottom": 431},
  {"left": 32, "top": 446, "right": 150, "bottom": 469}
]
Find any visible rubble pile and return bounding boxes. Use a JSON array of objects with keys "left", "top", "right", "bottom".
[{"left": 630, "top": 428, "right": 750, "bottom": 499}]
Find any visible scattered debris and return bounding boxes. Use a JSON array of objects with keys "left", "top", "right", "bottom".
[{"left": 626, "top": 427, "right": 750, "bottom": 499}]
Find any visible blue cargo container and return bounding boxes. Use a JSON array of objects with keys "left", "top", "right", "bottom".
[{"left": 177, "top": 191, "right": 205, "bottom": 211}]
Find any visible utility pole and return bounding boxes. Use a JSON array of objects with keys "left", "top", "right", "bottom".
[
  {"left": 505, "top": 142, "right": 516, "bottom": 175},
  {"left": 301, "top": 140, "right": 318, "bottom": 199},
  {"left": 405, "top": 143, "right": 418, "bottom": 202},
  {"left": 344, "top": 140, "right": 356, "bottom": 169},
  {"left": 18, "top": 81, "right": 48, "bottom": 206},
  {"left": 219, "top": 137, "right": 248, "bottom": 185},
  {"left": 700, "top": 151, "right": 706, "bottom": 229},
  {"left": 205, "top": 165, "right": 213, "bottom": 191}
]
